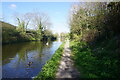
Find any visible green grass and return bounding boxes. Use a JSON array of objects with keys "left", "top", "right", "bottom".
[
  {"left": 70, "top": 37, "right": 120, "bottom": 78},
  {"left": 34, "top": 42, "right": 65, "bottom": 80}
]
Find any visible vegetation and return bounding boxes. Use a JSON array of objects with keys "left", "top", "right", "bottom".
[
  {"left": 69, "top": 2, "right": 120, "bottom": 78},
  {"left": 1, "top": 18, "right": 56, "bottom": 44},
  {"left": 70, "top": 38, "right": 120, "bottom": 78},
  {"left": 60, "top": 32, "right": 70, "bottom": 41},
  {"left": 2, "top": 21, "right": 35, "bottom": 44},
  {"left": 34, "top": 42, "right": 65, "bottom": 80},
  {"left": 2, "top": 11, "right": 58, "bottom": 44}
]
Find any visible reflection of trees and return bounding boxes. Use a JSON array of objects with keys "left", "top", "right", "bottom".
[
  {"left": 37, "top": 42, "right": 43, "bottom": 57},
  {"left": 2, "top": 41, "right": 49, "bottom": 65},
  {"left": 2, "top": 41, "right": 58, "bottom": 78},
  {"left": 17, "top": 50, "right": 28, "bottom": 64}
]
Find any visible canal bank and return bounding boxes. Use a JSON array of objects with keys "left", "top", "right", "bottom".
[
  {"left": 1, "top": 21, "right": 56, "bottom": 44},
  {"left": 34, "top": 42, "right": 65, "bottom": 80}
]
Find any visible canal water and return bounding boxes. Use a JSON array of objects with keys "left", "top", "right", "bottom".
[{"left": 2, "top": 41, "right": 62, "bottom": 78}]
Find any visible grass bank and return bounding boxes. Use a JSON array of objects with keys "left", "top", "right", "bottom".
[
  {"left": 70, "top": 37, "right": 120, "bottom": 78},
  {"left": 34, "top": 42, "right": 65, "bottom": 80},
  {"left": 2, "top": 21, "right": 39, "bottom": 44}
]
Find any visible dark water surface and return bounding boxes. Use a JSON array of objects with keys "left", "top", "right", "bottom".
[{"left": 2, "top": 41, "right": 62, "bottom": 78}]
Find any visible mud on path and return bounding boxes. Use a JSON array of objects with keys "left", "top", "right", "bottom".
[{"left": 56, "top": 40, "right": 80, "bottom": 78}]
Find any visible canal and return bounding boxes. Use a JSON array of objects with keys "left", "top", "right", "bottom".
[{"left": 2, "top": 41, "right": 62, "bottom": 78}]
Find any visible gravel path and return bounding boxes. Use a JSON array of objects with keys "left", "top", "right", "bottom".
[{"left": 56, "top": 40, "right": 80, "bottom": 78}]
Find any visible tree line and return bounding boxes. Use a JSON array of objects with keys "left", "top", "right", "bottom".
[
  {"left": 69, "top": 2, "right": 120, "bottom": 42},
  {"left": 2, "top": 11, "right": 57, "bottom": 44},
  {"left": 15, "top": 11, "right": 55, "bottom": 41}
]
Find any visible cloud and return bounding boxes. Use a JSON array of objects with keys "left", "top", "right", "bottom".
[{"left": 10, "top": 4, "right": 16, "bottom": 9}]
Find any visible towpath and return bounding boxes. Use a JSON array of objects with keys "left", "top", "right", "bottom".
[{"left": 56, "top": 39, "right": 80, "bottom": 78}]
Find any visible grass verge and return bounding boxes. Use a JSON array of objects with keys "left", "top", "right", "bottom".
[
  {"left": 34, "top": 42, "right": 65, "bottom": 80},
  {"left": 70, "top": 37, "right": 120, "bottom": 78}
]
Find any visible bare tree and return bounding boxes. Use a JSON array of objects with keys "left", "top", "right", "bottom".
[
  {"left": 14, "top": 12, "right": 32, "bottom": 33},
  {"left": 29, "top": 11, "right": 52, "bottom": 40},
  {"left": 32, "top": 12, "right": 51, "bottom": 31}
]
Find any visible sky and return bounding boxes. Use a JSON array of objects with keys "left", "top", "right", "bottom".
[{"left": 2, "top": 2, "right": 73, "bottom": 34}]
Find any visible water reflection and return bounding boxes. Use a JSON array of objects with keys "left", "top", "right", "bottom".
[{"left": 2, "top": 41, "right": 62, "bottom": 78}]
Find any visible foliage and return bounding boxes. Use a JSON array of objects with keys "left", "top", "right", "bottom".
[
  {"left": 2, "top": 20, "right": 56, "bottom": 44},
  {"left": 69, "top": 2, "right": 120, "bottom": 41},
  {"left": 60, "top": 32, "right": 69, "bottom": 41},
  {"left": 34, "top": 42, "right": 65, "bottom": 80},
  {"left": 105, "top": 2, "right": 120, "bottom": 34},
  {"left": 15, "top": 13, "right": 31, "bottom": 33},
  {"left": 70, "top": 38, "right": 120, "bottom": 78},
  {"left": 30, "top": 12, "right": 52, "bottom": 40},
  {"left": 2, "top": 21, "right": 20, "bottom": 43},
  {"left": 69, "top": 2, "right": 120, "bottom": 78},
  {"left": 2, "top": 10, "right": 55, "bottom": 44}
]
